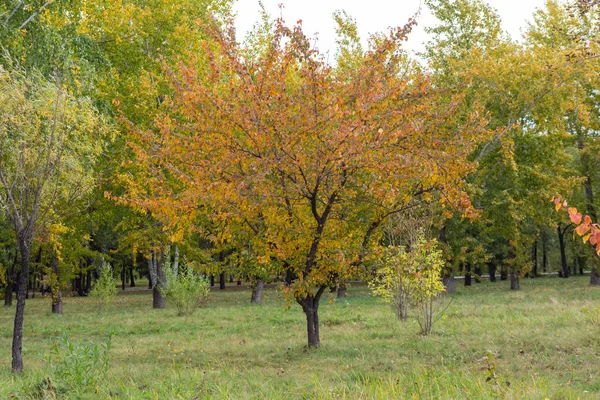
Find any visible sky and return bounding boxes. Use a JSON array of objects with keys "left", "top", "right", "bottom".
[{"left": 233, "top": 0, "right": 548, "bottom": 57}]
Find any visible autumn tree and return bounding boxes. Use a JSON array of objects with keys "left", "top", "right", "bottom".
[
  {"left": 0, "top": 66, "right": 108, "bottom": 372},
  {"left": 128, "top": 14, "right": 492, "bottom": 347}
]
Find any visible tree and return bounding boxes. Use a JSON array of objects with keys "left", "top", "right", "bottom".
[
  {"left": 129, "top": 14, "right": 492, "bottom": 347},
  {"left": 0, "top": 66, "right": 108, "bottom": 372}
]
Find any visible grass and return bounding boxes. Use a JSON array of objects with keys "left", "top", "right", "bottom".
[{"left": 1, "top": 275, "right": 599, "bottom": 399}]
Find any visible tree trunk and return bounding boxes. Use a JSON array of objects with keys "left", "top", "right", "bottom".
[
  {"left": 542, "top": 232, "right": 548, "bottom": 273},
  {"left": 474, "top": 266, "right": 482, "bottom": 283},
  {"left": 250, "top": 279, "right": 264, "bottom": 304},
  {"left": 509, "top": 271, "right": 518, "bottom": 288},
  {"left": 500, "top": 266, "right": 508, "bottom": 281},
  {"left": 219, "top": 272, "right": 226, "bottom": 290},
  {"left": 121, "top": 265, "right": 126, "bottom": 290},
  {"left": 152, "top": 251, "right": 166, "bottom": 309},
  {"left": 12, "top": 240, "right": 31, "bottom": 373},
  {"left": 50, "top": 255, "right": 62, "bottom": 315},
  {"left": 337, "top": 283, "right": 347, "bottom": 298},
  {"left": 464, "top": 263, "right": 472, "bottom": 286},
  {"left": 443, "top": 273, "right": 455, "bottom": 293},
  {"left": 558, "top": 226, "right": 570, "bottom": 278},
  {"left": 591, "top": 263, "right": 600, "bottom": 286},
  {"left": 298, "top": 289, "right": 324, "bottom": 348},
  {"left": 130, "top": 266, "right": 135, "bottom": 287},
  {"left": 532, "top": 241, "right": 538, "bottom": 277},
  {"left": 488, "top": 263, "right": 497, "bottom": 282},
  {"left": 210, "top": 275, "right": 215, "bottom": 287},
  {"left": 4, "top": 282, "right": 13, "bottom": 306}
]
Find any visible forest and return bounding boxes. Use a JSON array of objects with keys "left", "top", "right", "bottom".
[{"left": 1, "top": 0, "right": 600, "bottom": 398}]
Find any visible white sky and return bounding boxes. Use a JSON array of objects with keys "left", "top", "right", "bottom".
[{"left": 233, "top": 0, "right": 549, "bottom": 58}]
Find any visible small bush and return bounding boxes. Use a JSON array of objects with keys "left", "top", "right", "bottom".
[
  {"left": 45, "top": 334, "right": 113, "bottom": 397},
  {"left": 370, "top": 233, "right": 447, "bottom": 335},
  {"left": 89, "top": 262, "right": 117, "bottom": 310},
  {"left": 161, "top": 265, "right": 210, "bottom": 316}
]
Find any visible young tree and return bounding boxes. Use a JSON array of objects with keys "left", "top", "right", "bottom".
[
  {"left": 0, "top": 66, "right": 108, "bottom": 372},
  {"left": 128, "top": 15, "right": 491, "bottom": 347}
]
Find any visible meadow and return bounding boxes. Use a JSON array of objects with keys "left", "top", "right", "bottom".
[{"left": 1, "top": 276, "right": 599, "bottom": 399}]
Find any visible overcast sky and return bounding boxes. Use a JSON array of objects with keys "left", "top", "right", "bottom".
[{"left": 233, "top": 0, "right": 549, "bottom": 57}]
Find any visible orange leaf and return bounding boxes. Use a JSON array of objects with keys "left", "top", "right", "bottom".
[
  {"left": 583, "top": 233, "right": 592, "bottom": 243},
  {"left": 584, "top": 215, "right": 592, "bottom": 225},
  {"left": 568, "top": 208, "right": 582, "bottom": 224},
  {"left": 575, "top": 224, "right": 591, "bottom": 236}
]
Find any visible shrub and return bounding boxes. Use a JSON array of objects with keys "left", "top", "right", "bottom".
[
  {"left": 45, "top": 334, "right": 113, "bottom": 397},
  {"left": 370, "top": 233, "right": 447, "bottom": 334},
  {"left": 89, "top": 262, "right": 117, "bottom": 310},
  {"left": 161, "top": 265, "right": 210, "bottom": 316}
]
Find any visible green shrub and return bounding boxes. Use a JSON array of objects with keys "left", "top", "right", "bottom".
[
  {"left": 161, "top": 265, "right": 210, "bottom": 316},
  {"left": 45, "top": 334, "right": 113, "bottom": 397},
  {"left": 370, "top": 233, "right": 447, "bottom": 335},
  {"left": 89, "top": 262, "right": 117, "bottom": 310}
]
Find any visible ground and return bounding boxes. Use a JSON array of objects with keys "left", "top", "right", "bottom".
[{"left": 0, "top": 276, "right": 599, "bottom": 399}]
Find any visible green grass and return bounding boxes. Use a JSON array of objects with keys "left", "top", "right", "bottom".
[{"left": 1, "top": 276, "right": 600, "bottom": 399}]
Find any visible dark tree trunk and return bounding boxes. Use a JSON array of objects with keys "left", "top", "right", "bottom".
[
  {"left": 121, "top": 265, "right": 126, "bottom": 290},
  {"left": 250, "top": 280, "right": 264, "bottom": 304},
  {"left": 152, "top": 252, "right": 166, "bottom": 309},
  {"left": 130, "top": 266, "right": 135, "bottom": 287},
  {"left": 532, "top": 241, "right": 538, "bottom": 277},
  {"left": 488, "top": 263, "right": 497, "bottom": 282},
  {"left": 464, "top": 263, "right": 472, "bottom": 286},
  {"left": 237, "top": 279, "right": 242, "bottom": 286},
  {"left": 337, "top": 283, "right": 347, "bottom": 298},
  {"left": 12, "top": 239, "right": 31, "bottom": 373},
  {"left": 591, "top": 264, "right": 600, "bottom": 286},
  {"left": 298, "top": 287, "right": 325, "bottom": 348},
  {"left": 510, "top": 272, "right": 520, "bottom": 290},
  {"left": 443, "top": 273, "right": 455, "bottom": 293},
  {"left": 557, "top": 225, "right": 570, "bottom": 278},
  {"left": 4, "top": 283, "right": 13, "bottom": 306},
  {"left": 210, "top": 275, "right": 215, "bottom": 287},
  {"left": 86, "top": 269, "right": 92, "bottom": 293},
  {"left": 229, "top": 275, "right": 233, "bottom": 283},
  {"left": 219, "top": 272, "right": 226, "bottom": 290},
  {"left": 285, "top": 267, "right": 295, "bottom": 286},
  {"left": 500, "top": 266, "right": 508, "bottom": 281},
  {"left": 50, "top": 255, "right": 62, "bottom": 314},
  {"left": 577, "top": 256, "right": 585, "bottom": 276},
  {"left": 474, "top": 266, "right": 482, "bottom": 283},
  {"left": 542, "top": 233, "right": 548, "bottom": 273}
]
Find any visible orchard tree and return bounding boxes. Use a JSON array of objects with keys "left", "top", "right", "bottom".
[
  {"left": 129, "top": 15, "right": 492, "bottom": 347},
  {"left": 0, "top": 66, "right": 109, "bottom": 372}
]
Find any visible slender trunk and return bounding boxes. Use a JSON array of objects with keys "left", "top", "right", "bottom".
[
  {"left": 12, "top": 239, "right": 31, "bottom": 373},
  {"left": 210, "top": 275, "right": 214, "bottom": 287},
  {"left": 474, "top": 266, "right": 482, "bottom": 283},
  {"left": 500, "top": 266, "right": 508, "bottom": 281},
  {"left": 464, "top": 263, "right": 472, "bottom": 286},
  {"left": 591, "top": 261, "right": 600, "bottom": 286},
  {"left": 488, "top": 263, "right": 497, "bottom": 282},
  {"left": 443, "top": 273, "right": 455, "bottom": 293},
  {"left": 510, "top": 272, "right": 520, "bottom": 290},
  {"left": 5, "top": 282, "right": 13, "bottom": 306},
  {"left": 532, "top": 241, "right": 538, "bottom": 277},
  {"left": 130, "top": 266, "right": 135, "bottom": 287},
  {"left": 50, "top": 255, "right": 62, "bottom": 314},
  {"left": 542, "top": 233, "right": 548, "bottom": 273},
  {"left": 558, "top": 226, "right": 570, "bottom": 278},
  {"left": 152, "top": 251, "right": 166, "bottom": 309},
  {"left": 121, "top": 265, "right": 126, "bottom": 290},
  {"left": 229, "top": 275, "right": 234, "bottom": 283},
  {"left": 250, "top": 279, "right": 264, "bottom": 304},
  {"left": 337, "top": 283, "right": 347, "bottom": 298},
  {"left": 219, "top": 272, "right": 226, "bottom": 290},
  {"left": 237, "top": 278, "right": 242, "bottom": 286}
]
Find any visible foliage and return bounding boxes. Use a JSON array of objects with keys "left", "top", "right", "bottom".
[
  {"left": 89, "top": 263, "right": 117, "bottom": 310},
  {"left": 44, "top": 334, "right": 113, "bottom": 397},
  {"left": 370, "top": 234, "right": 447, "bottom": 334},
  {"left": 554, "top": 194, "right": 600, "bottom": 255},
  {"left": 161, "top": 264, "right": 210, "bottom": 316}
]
